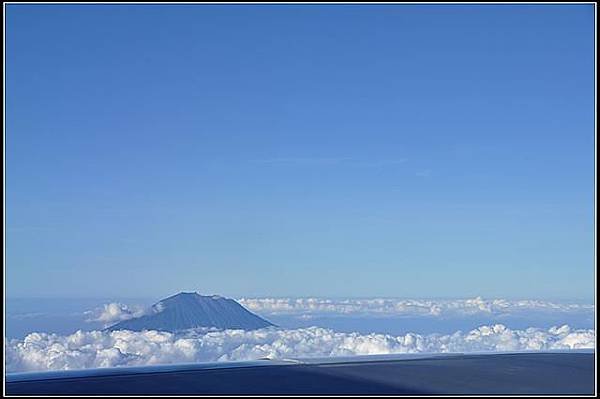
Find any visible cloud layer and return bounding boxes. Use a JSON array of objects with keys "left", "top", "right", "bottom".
[
  {"left": 237, "top": 297, "right": 594, "bottom": 317},
  {"left": 84, "top": 303, "right": 152, "bottom": 326},
  {"left": 6, "top": 324, "right": 594, "bottom": 373}
]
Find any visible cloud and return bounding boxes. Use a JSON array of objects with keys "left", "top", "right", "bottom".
[
  {"left": 5, "top": 324, "right": 594, "bottom": 373},
  {"left": 84, "top": 303, "right": 152, "bottom": 327},
  {"left": 251, "top": 157, "right": 407, "bottom": 167},
  {"left": 6, "top": 312, "right": 48, "bottom": 320},
  {"left": 252, "top": 157, "right": 352, "bottom": 166},
  {"left": 236, "top": 297, "right": 594, "bottom": 318}
]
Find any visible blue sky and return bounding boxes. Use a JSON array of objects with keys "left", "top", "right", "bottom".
[{"left": 5, "top": 4, "right": 595, "bottom": 300}]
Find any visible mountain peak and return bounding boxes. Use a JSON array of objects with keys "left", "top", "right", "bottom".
[{"left": 106, "top": 292, "right": 274, "bottom": 332}]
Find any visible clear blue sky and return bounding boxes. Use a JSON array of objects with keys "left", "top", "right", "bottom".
[{"left": 5, "top": 4, "right": 595, "bottom": 300}]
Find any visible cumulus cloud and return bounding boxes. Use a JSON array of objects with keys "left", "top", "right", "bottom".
[
  {"left": 237, "top": 297, "right": 594, "bottom": 318},
  {"left": 5, "top": 324, "right": 594, "bottom": 373},
  {"left": 84, "top": 303, "right": 152, "bottom": 327}
]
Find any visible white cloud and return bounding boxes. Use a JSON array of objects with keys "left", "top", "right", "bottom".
[
  {"left": 251, "top": 157, "right": 407, "bottom": 167},
  {"left": 236, "top": 297, "right": 594, "bottom": 318},
  {"left": 84, "top": 303, "right": 152, "bottom": 327},
  {"left": 5, "top": 324, "right": 594, "bottom": 373}
]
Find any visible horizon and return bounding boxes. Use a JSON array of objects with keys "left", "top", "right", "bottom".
[{"left": 4, "top": 292, "right": 596, "bottom": 302}]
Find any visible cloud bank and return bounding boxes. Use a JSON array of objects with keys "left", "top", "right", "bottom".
[
  {"left": 6, "top": 324, "right": 594, "bottom": 373},
  {"left": 84, "top": 303, "right": 152, "bottom": 326},
  {"left": 237, "top": 297, "right": 594, "bottom": 318}
]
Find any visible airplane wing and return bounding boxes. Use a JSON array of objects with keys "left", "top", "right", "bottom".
[{"left": 5, "top": 350, "right": 595, "bottom": 395}]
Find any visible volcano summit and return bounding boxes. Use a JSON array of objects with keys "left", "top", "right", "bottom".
[{"left": 106, "top": 292, "right": 274, "bottom": 332}]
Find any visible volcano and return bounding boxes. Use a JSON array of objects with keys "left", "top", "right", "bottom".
[{"left": 106, "top": 292, "right": 274, "bottom": 332}]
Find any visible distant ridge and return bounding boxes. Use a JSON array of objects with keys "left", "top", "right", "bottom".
[{"left": 106, "top": 292, "right": 274, "bottom": 332}]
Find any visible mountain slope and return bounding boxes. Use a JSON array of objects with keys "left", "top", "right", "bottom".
[{"left": 106, "top": 292, "right": 274, "bottom": 332}]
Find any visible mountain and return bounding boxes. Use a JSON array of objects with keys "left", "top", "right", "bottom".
[{"left": 106, "top": 292, "right": 274, "bottom": 332}]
